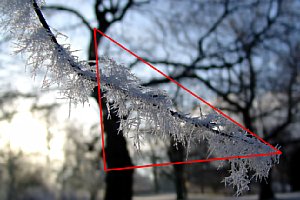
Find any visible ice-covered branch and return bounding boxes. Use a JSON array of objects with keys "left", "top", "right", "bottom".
[
  {"left": 35, "top": 0, "right": 255, "bottom": 144},
  {"left": 29, "top": 0, "right": 254, "bottom": 145},
  {"left": 0, "top": 0, "right": 280, "bottom": 195}
]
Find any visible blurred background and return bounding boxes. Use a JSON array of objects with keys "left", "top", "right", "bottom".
[{"left": 0, "top": 0, "right": 300, "bottom": 199}]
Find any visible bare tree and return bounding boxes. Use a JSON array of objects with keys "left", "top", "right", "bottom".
[
  {"left": 0, "top": 1, "right": 288, "bottom": 200},
  {"left": 135, "top": 0, "right": 300, "bottom": 199}
]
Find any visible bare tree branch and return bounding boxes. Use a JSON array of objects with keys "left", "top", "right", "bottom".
[
  {"left": 31, "top": 0, "right": 262, "bottom": 147},
  {"left": 42, "top": 5, "right": 93, "bottom": 32}
]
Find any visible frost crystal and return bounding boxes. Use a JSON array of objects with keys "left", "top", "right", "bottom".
[{"left": 0, "top": 0, "right": 280, "bottom": 196}]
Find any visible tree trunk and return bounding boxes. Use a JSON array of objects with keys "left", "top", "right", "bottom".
[
  {"left": 259, "top": 169, "right": 275, "bottom": 200},
  {"left": 290, "top": 147, "right": 300, "bottom": 191},
  {"left": 242, "top": 110, "right": 275, "bottom": 200},
  {"left": 92, "top": 89, "right": 134, "bottom": 200},
  {"left": 90, "top": 17, "right": 134, "bottom": 198},
  {"left": 7, "top": 149, "right": 17, "bottom": 200},
  {"left": 103, "top": 107, "right": 134, "bottom": 200},
  {"left": 168, "top": 139, "right": 187, "bottom": 200},
  {"left": 151, "top": 154, "right": 159, "bottom": 193}
]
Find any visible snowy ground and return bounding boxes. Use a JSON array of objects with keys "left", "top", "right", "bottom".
[{"left": 134, "top": 192, "right": 300, "bottom": 200}]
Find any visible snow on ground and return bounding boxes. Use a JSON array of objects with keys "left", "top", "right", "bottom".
[{"left": 134, "top": 192, "right": 300, "bottom": 200}]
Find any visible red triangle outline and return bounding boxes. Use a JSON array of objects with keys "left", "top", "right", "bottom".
[{"left": 93, "top": 28, "right": 282, "bottom": 172}]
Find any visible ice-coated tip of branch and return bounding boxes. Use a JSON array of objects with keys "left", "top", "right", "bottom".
[{"left": 0, "top": 0, "right": 280, "bottom": 196}]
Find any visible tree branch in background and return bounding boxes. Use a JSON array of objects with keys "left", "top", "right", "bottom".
[{"left": 42, "top": 5, "right": 93, "bottom": 32}]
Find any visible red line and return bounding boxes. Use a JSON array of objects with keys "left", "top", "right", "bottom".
[
  {"left": 94, "top": 28, "right": 282, "bottom": 171},
  {"left": 94, "top": 28, "right": 107, "bottom": 171},
  {"left": 106, "top": 151, "right": 281, "bottom": 171},
  {"left": 95, "top": 29, "right": 281, "bottom": 154}
]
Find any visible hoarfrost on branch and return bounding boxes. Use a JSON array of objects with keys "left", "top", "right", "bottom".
[{"left": 0, "top": 0, "right": 280, "bottom": 195}]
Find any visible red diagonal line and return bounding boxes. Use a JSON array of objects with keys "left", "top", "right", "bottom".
[
  {"left": 94, "top": 28, "right": 282, "bottom": 171},
  {"left": 94, "top": 28, "right": 107, "bottom": 171}
]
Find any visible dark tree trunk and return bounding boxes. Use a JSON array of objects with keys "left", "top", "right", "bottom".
[
  {"left": 242, "top": 110, "right": 275, "bottom": 200},
  {"left": 103, "top": 104, "right": 134, "bottom": 200},
  {"left": 290, "top": 147, "right": 300, "bottom": 191},
  {"left": 151, "top": 154, "right": 159, "bottom": 193},
  {"left": 168, "top": 139, "right": 187, "bottom": 200},
  {"left": 90, "top": 13, "right": 134, "bottom": 197},
  {"left": 259, "top": 169, "right": 275, "bottom": 200},
  {"left": 92, "top": 89, "right": 134, "bottom": 200}
]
